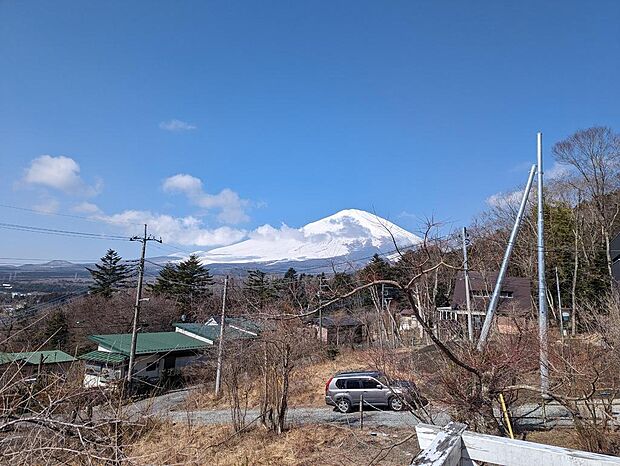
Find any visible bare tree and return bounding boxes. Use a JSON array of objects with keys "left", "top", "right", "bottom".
[{"left": 553, "top": 126, "right": 620, "bottom": 289}]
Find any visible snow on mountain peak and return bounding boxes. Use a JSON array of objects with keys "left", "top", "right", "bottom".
[{"left": 195, "top": 209, "right": 421, "bottom": 266}]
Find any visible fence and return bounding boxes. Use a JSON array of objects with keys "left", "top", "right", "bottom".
[{"left": 413, "top": 422, "right": 620, "bottom": 465}]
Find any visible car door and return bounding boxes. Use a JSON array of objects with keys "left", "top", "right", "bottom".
[
  {"left": 344, "top": 378, "right": 362, "bottom": 404},
  {"left": 360, "top": 377, "right": 386, "bottom": 407}
]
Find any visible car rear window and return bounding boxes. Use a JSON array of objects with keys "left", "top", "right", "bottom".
[{"left": 335, "top": 379, "right": 346, "bottom": 389}]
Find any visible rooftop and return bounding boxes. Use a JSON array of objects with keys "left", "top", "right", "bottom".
[
  {"left": 89, "top": 332, "right": 209, "bottom": 355},
  {"left": 79, "top": 350, "right": 128, "bottom": 364},
  {"left": 206, "top": 316, "right": 261, "bottom": 334},
  {"left": 174, "top": 322, "right": 256, "bottom": 342},
  {"left": 0, "top": 350, "right": 77, "bottom": 365}
]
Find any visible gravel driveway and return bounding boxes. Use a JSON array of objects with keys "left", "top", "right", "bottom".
[{"left": 124, "top": 388, "right": 449, "bottom": 428}]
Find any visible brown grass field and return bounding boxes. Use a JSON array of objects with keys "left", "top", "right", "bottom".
[{"left": 129, "top": 422, "right": 421, "bottom": 465}]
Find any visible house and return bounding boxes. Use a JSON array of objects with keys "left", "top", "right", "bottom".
[
  {"left": 449, "top": 271, "right": 532, "bottom": 335},
  {"left": 0, "top": 350, "right": 77, "bottom": 379},
  {"left": 80, "top": 332, "right": 210, "bottom": 387},
  {"left": 311, "top": 316, "right": 367, "bottom": 345},
  {"left": 174, "top": 316, "right": 260, "bottom": 344},
  {"left": 399, "top": 308, "right": 418, "bottom": 331}
]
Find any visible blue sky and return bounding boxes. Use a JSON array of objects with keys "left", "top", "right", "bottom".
[{"left": 1, "top": 0, "right": 619, "bottom": 262}]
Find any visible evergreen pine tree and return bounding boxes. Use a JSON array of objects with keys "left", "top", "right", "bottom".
[
  {"left": 87, "top": 249, "right": 132, "bottom": 298},
  {"left": 150, "top": 254, "right": 214, "bottom": 313},
  {"left": 42, "top": 310, "right": 69, "bottom": 350},
  {"left": 244, "top": 269, "right": 274, "bottom": 309}
]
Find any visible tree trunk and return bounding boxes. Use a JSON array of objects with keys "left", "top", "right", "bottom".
[{"left": 572, "top": 226, "right": 579, "bottom": 337}]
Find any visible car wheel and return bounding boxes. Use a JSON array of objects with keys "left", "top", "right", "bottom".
[
  {"left": 389, "top": 396, "right": 403, "bottom": 411},
  {"left": 336, "top": 398, "right": 352, "bottom": 413}
]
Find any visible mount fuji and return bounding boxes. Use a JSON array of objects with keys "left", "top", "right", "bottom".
[{"left": 180, "top": 209, "right": 422, "bottom": 272}]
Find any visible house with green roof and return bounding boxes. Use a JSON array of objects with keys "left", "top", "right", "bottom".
[
  {"left": 173, "top": 316, "right": 260, "bottom": 344},
  {"left": 80, "top": 331, "right": 211, "bottom": 388},
  {"left": 0, "top": 350, "right": 77, "bottom": 378}
]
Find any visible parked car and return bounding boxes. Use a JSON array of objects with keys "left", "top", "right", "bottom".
[{"left": 324, "top": 370, "right": 427, "bottom": 413}]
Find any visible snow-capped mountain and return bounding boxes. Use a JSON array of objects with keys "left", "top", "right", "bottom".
[{"left": 194, "top": 209, "right": 421, "bottom": 268}]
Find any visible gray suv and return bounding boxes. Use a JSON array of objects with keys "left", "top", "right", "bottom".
[{"left": 325, "top": 370, "right": 420, "bottom": 413}]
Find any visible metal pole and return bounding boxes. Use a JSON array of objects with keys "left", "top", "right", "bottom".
[
  {"left": 477, "top": 164, "right": 537, "bottom": 351},
  {"left": 462, "top": 227, "right": 473, "bottom": 342},
  {"left": 556, "top": 267, "right": 564, "bottom": 342},
  {"left": 127, "top": 224, "right": 148, "bottom": 384},
  {"left": 214, "top": 275, "right": 228, "bottom": 396},
  {"left": 359, "top": 393, "right": 364, "bottom": 430},
  {"left": 537, "top": 132, "right": 549, "bottom": 396}
]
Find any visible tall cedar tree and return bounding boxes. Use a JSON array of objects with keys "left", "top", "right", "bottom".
[
  {"left": 87, "top": 249, "right": 132, "bottom": 298},
  {"left": 244, "top": 269, "right": 274, "bottom": 309},
  {"left": 42, "top": 310, "right": 69, "bottom": 350},
  {"left": 150, "top": 254, "right": 214, "bottom": 313}
]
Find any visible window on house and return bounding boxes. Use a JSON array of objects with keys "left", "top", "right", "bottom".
[
  {"left": 471, "top": 290, "right": 513, "bottom": 299},
  {"left": 146, "top": 362, "right": 158, "bottom": 372}
]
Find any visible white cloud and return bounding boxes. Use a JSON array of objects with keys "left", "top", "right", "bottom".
[
  {"left": 23, "top": 155, "right": 101, "bottom": 196},
  {"left": 249, "top": 223, "right": 305, "bottom": 242},
  {"left": 546, "top": 162, "right": 571, "bottom": 181},
  {"left": 95, "top": 210, "right": 247, "bottom": 247},
  {"left": 33, "top": 197, "right": 60, "bottom": 214},
  {"left": 72, "top": 201, "right": 102, "bottom": 215},
  {"left": 159, "top": 119, "right": 197, "bottom": 132},
  {"left": 163, "top": 173, "right": 250, "bottom": 224},
  {"left": 486, "top": 189, "right": 524, "bottom": 208},
  {"left": 163, "top": 174, "right": 202, "bottom": 194}
]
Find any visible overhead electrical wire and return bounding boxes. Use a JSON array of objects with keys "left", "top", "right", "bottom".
[
  {"left": 0, "top": 222, "right": 131, "bottom": 241},
  {"left": 0, "top": 202, "right": 144, "bottom": 226}
]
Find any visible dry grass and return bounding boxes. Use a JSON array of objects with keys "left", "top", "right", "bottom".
[
  {"left": 183, "top": 348, "right": 376, "bottom": 411},
  {"left": 524, "top": 429, "right": 582, "bottom": 449},
  {"left": 128, "top": 422, "right": 420, "bottom": 465}
]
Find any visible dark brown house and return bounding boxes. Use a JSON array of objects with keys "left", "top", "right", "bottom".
[
  {"left": 451, "top": 271, "right": 532, "bottom": 334},
  {"left": 311, "top": 316, "right": 366, "bottom": 346}
]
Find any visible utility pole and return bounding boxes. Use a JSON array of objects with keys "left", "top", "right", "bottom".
[
  {"left": 537, "top": 132, "right": 549, "bottom": 397},
  {"left": 462, "top": 227, "right": 473, "bottom": 342},
  {"left": 126, "top": 224, "right": 162, "bottom": 385},
  {"left": 477, "top": 164, "right": 537, "bottom": 351},
  {"left": 318, "top": 275, "right": 324, "bottom": 344},
  {"left": 214, "top": 275, "right": 229, "bottom": 396}
]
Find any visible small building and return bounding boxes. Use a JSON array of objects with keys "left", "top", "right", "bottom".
[
  {"left": 0, "top": 350, "right": 77, "bottom": 379},
  {"left": 311, "top": 316, "right": 366, "bottom": 345},
  {"left": 174, "top": 316, "right": 260, "bottom": 344},
  {"left": 447, "top": 271, "right": 532, "bottom": 335},
  {"left": 399, "top": 308, "right": 418, "bottom": 331},
  {"left": 80, "top": 332, "right": 210, "bottom": 388}
]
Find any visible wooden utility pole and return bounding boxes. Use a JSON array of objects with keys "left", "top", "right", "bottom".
[
  {"left": 126, "top": 224, "right": 161, "bottom": 384},
  {"left": 214, "top": 275, "right": 229, "bottom": 396},
  {"left": 462, "top": 227, "right": 473, "bottom": 342}
]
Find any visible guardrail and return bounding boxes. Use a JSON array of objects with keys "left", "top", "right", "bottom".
[{"left": 413, "top": 422, "right": 620, "bottom": 465}]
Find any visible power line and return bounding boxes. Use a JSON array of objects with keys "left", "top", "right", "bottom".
[
  {"left": 0, "top": 222, "right": 130, "bottom": 241},
  {"left": 0, "top": 202, "right": 143, "bottom": 226}
]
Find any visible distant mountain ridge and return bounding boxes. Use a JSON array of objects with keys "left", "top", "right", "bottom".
[
  {"left": 0, "top": 209, "right": 421, "bottom": 278},
  {"left": 189, "top": 209, "right": 421, "bottom": 269}
]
